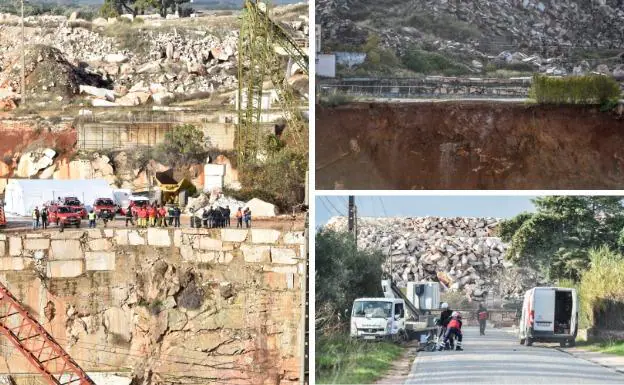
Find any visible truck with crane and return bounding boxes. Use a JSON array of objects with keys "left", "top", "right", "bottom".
[{"left": 350, "top": 280, "right": 440, "bottom": 342}]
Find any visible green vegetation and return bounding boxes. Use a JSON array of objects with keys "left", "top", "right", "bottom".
[
  {"left": 318, "top": 92, "right": 354, "bottom": 107},
  {"left": 317, "top": 334, "right": 404, "bottom": 384},
  {"left": 316, "top": 230, "right": 385, "bottom": 332},
  {"left": 101, "top": 0, "right": 191, "bottom": 18},
  {"left": 405, "top": 13, "right": 481, "bottom": 42},
  {"left": 581, "top": 340, "right": 624, "bottom": 356},
  {"left": 529, "top": 74, "right": 621, "bottom": 105},
  {"left": 402, "top": 49, "right": 469, "bottom": 76},
  {"left": 233, "top": 148, "right": 306, "bottom": 212},
  {"left": 499, "top": 197, "right": 624, "bottom": 281},
  {"left": 153, "top": 124, "right": 209, "bottom": 168}
]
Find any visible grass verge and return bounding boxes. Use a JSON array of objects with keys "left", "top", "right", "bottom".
[
  {"left": 576, "top": 340, "right": 624, "bottom": 356},
  {"left": 316, "top": 334, "right": 404, "bottom": 384}
]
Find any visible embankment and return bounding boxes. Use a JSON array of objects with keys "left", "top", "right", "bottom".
[
  {"left": 316, "top": 101, "right": 624, "bottom": 189},
  {"left": 0, "top": 227, "right": 305, "bottom": 384}
]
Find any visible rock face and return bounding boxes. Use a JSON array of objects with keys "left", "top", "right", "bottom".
[
  {"left": 0, "top": 228, "right": 305, "bottom": 384},
  {"left": 317, "top": 0, "right": 624, "bottom": 76},
  {"left": 325, "top": 216, "right": 539, "bottom": 300}
]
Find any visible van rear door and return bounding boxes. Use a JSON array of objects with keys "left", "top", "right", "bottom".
[{"left": 533, "top": 288, "right": 555, "bottom": 332}]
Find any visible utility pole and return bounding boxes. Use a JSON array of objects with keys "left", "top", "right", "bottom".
[
  {"left": 348, "top": 196, "right": 357, "bottom": 243},
  {"left": 20, "top": 0, "right": 26, "bottom": 106},
  {"left": 300, "top": 171, "right": 309, "bottom": 385}
]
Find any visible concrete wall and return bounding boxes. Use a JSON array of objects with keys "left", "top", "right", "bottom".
[{"left": 0, "top": 228, "right": 305, "bottom": 384}]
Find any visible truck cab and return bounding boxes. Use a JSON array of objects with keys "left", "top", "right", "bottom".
[
  {"left": 519, "top": 286, "right": 578, "bottom": 347},
  {"left": 350, "top": 298, "right": 406, "bottom": 341}
]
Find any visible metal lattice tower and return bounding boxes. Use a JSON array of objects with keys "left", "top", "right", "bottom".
[
  {"left": 237, "top": 0, "right": 309, "bottom": 166},
  {"left": 0, "top": 284, "right": 95, "bottom": 385}
]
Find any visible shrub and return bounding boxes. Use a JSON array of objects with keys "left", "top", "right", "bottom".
[
  {"left": 402, "top": 49, "right": 469, "bottom": 76},
  {"left": 318, "top": 93, "right": 354, "bottom": 108},
  {"left": 153, "top": 124, "right": 209, "bottom": 168},
  {"left": 530, "top": 74, "right": 621, "bottom": 105}
]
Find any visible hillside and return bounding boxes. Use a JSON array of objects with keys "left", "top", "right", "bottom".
[{"left": 317, "top": 0, "right": 624, "bottom": 77}]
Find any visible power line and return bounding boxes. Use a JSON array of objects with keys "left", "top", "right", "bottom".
[
  {"left": 322, "top": 196, "right": 343, "bottom": 217},
  {"left": 378, "top": 196, "right": 388, "bottom": 217}
]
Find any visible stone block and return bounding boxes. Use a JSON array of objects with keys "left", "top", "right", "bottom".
[
  {"left": 147, "top": 228, "right": 172, "bottom": 247},
  {"left": 284, "top": 231, "right": 305, "bottom": 244},
  {"left": 181, "top": 246, "right": 218, "bottom": 263},
  {"left": 88, "top": 238, "right": 112, "bottom": 251},
  {"left": 0, "top": 241, "right": 5, "bottom": 256},
  {"left": 0, "top": 234, "right": 5, "bottom": 241},
  {"left": 0, "top": 257, "right": 27, "bottom": 270},
  {"left": 87, "top": 229, "right": 102, "bottom": 238},
  {"left": 218, "top": 252, "right": 234, "bottom": 264},
  {"left": 241, "top": 245, "right": 270, "bottom": 263},
  {"left": 115, "top": 229, "right": 129, "bottom": 246},
  {"left": 174, "top": 230, "right": 182, "bottom": 247},
  {"left": 103, "top": 307, "right": 132, "bottom": 342},
  {"left": 271, "top": 248, "right": 298, "bottom": 265},
  {"left": 251, "top": 229, "right": 281, "bottom": 244},
  {"left": 85, "top": 252, "right": 116, "bottom": 271},
  {"left": 221, "top": 229, "right": 248, "bottom": 243},
  {"left": 46, "top": 260, "right": 84, "bottom": 278},
  {"left": 194, "top": 236, "right": 223, "bottom": 251},
  {"left": 128, "top": 231, "right": 145, "bottom": 245},
  {"left": 50, "top": 240, "right": 83, "bottom": 260},
  {"left": 24, "top": 238, "right": 50, "bottom": 250},
  {"left": 51, "top": 231, "right": 84, "bottom": 240},
  {"left": 264, "top": 265, "right": 298, "bottom": 274},
  {"left": 8, "top": 238, "right": 21, "bottom": 256},
  {"left": 104, "top": 229, "right": 114, "bottom": 237}
]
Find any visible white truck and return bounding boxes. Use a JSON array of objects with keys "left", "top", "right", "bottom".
[
  {"left": 519, "top": 286, "right": 578, "bottom": 347},
  {"left": 350, "top": 280, "right": 439, "bottom": 341}
]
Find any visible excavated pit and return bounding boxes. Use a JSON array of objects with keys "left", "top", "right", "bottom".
[{"left": 316, "top": 101, "right": 624, "bottom": 189}]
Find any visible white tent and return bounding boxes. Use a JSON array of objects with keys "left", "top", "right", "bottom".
[{"left": 4, "top": 179, "right": 114, "bottom": 216}]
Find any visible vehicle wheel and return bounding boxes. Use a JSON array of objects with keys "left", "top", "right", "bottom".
[
  {"left": 560, "top": 341, "right": 566, "bottom": 348},
  {"left": 568, "top": 339, "right": 576, "bottom": 347},
  {"left": 75, "top": 223, "right": 80, "bottom": 228},
  {"left": 520, "top": 338, "right": 526, "bottom": 345},
  {"left": 525, "top": 337, "right": 533, "bottom": 346}
]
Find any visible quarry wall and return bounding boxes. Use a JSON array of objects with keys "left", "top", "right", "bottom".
[{"left": 0, "top": 227, "right": 306, "bottom": 385}]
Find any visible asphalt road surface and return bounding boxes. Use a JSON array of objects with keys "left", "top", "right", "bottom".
[{"left": 405, "top": 327, "right": 624, "bottom": 384}]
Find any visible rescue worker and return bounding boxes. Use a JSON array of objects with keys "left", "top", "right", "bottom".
[
  {"left": 436, "top": 302, "right": 452, "bottom": 339},
  {"left": 478, "top": 303, "right": 489, "bottom": 336},
  {"left": 88, "top": 210, "right": 97, "bottom": 228},
  {"left": 158, "top": 205, "right": 168, "bottom": 227},
  {"left": 148, "top": 204, "right": 157, "bottom": 227},
  {"left": 41, "top": 207, "right": 48, "bottom": 230},
  {"left": 168, "top": 205, "right": 175, "bottom": 226},
  {"left": 225, "top": 206, "right": 231, "bottom": 227},
  {"left": 32, "top": 206, "right": 40, "bottom": 229},
  {"left": 173, "top": 206, "right": 181, "bottom": 228},
  {"left": 439, "top": 311, "right": 463, "bottom": 351},
  {"left": 138, "top": 206, "right": 148, "bottom": 228},
  {"left": 244, "top": 208, "right": 251, "bottom": 228},
  {"left": 236, "top": 207, "right": 243, "bottom": 228},
  {"left": 125, "top": 206, "right": 134, "bottom": 227}
]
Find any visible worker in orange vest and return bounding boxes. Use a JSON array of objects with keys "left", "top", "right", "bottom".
[
  {"left": 148, "top": 204, "right": 157, "bottom": 227},
  {"left": 236, "top": 207, "right": 243, "bottom": 228}
]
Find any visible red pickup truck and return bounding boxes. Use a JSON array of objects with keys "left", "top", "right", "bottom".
[
  {"left": 59, "top": 197, "right": 87, "bottom": 219},
  {"left": 47, "top": 205, "right": 82, "bottom": 228},
  {"left": 93, "top": 198, "right": 117, "bottom": 218}
]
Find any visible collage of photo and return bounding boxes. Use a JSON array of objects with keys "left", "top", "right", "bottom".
[{"left": 1, "top": 0, "right": 624, "bottom": 385}]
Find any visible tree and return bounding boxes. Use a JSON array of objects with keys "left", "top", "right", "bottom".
[
  {"left": 316, "top": 230, "right": 385, "bottom": 332},
  {"left": 153, "top": 124, "right": 209, "bottom": 168},
  {"left": 499, "top": 196, "right": 624, "bottom": 281},
  {"left": 101, "top": 0, "right": 189, "bottom": 18}
]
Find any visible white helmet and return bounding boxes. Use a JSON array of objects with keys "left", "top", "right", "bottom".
[
  {"left": 452, "top": 311, "right": 461, "bottom": 319},
  {"left": 441, "top": 302, "right": 449, "bottom": 309}
]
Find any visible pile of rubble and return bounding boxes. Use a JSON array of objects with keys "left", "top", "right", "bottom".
[
  {"left": 325, "top": 216, "right": 542, "bottom": 300},
  {"left": 317, "top": 0, "right": 624, "bottom": 77}
]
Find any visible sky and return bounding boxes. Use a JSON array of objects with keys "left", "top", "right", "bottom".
[{"left": 316, "top": 195, "right": 538, "bottom": 227}]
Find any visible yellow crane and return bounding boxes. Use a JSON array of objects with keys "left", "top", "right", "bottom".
[{"left": 237, "top": 0, "right": 309, "bottom": 166}]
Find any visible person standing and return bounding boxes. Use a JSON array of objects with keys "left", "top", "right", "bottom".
[
  {"left": 159, "top": 205, "right": 167, "bottom": 227},
  {"left": 225, "top": 206, "right": 231, "bottom": 227},
  {"left": 41, "top": 207, "right": 48, "bottom": 230},
  {"left": 148, "top": 204, "right": 157, "bottom": 227},
  {"left": 478, "top": 303, "right": 489, "bottom": 336},
  {"left": 173, "top": 206, "right": 181, "bottom": 228},
  {"left": 125, "top": 206, "right": 134, "bottom": 227},
  {"left": 88, "top": 210, "right": 96, "bottom": 228},
  {"left": 236, "top": 207, "right": 243, "bottom": 228},
  {"left": 32, "top": 207, "right": 40, "bottom": 229},
  {"left": 244, "top": 208, "right": 252, "bottom": 228},
  {"left": 168, "top": 205, "right": 175, "bottom": 226}
]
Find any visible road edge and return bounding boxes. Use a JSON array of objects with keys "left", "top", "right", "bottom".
[{"left": 555, "top": 347, "right": 624, "bottom": 376}]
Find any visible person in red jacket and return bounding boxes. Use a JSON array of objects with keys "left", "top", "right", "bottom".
[{"left": 439, "top": 311, "right": 463, "bottom": 351}]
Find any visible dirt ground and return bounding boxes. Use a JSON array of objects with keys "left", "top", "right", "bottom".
[{"left": 1, "top": 214, "right": 305, "bottom": 233}]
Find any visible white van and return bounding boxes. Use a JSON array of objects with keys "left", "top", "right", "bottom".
[
  {"left": 350, "top": 297, "right": 406, "bottom": 341},
  {"left": 519, "top": 287, "right": 578, "bottom": 347}
]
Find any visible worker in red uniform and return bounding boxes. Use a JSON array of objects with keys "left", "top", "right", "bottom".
[{"left": 438, "top": 311, "right": 463, "bottom": 351}]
